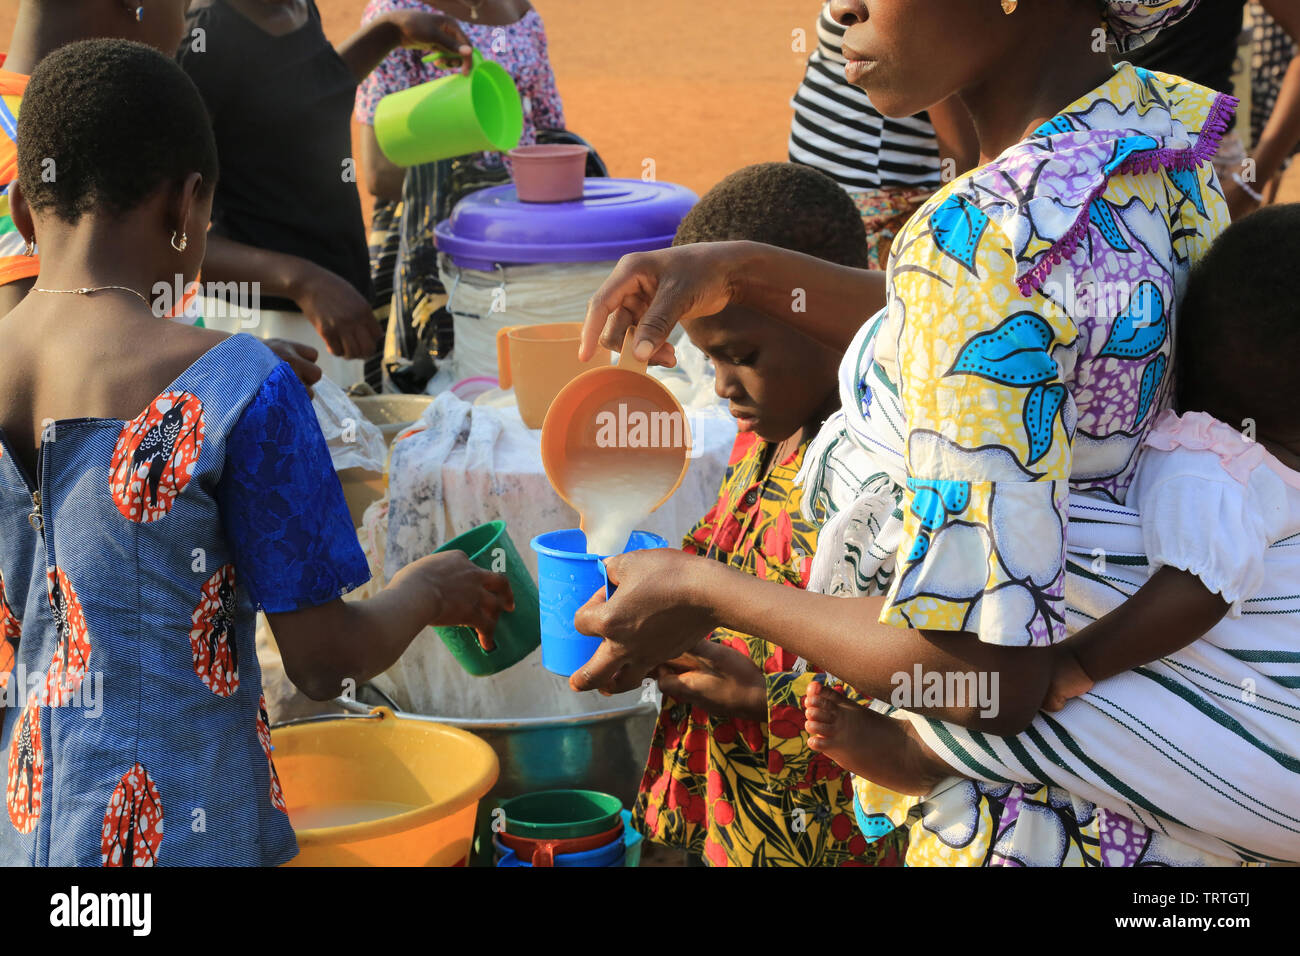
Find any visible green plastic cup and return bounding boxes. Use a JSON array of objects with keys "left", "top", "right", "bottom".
[
  {"left": 433, "top": 520, "right": 540, "bottom": 677},
  {"left": 500, "top": 790, "right": 625, "bottom": 840},
  {"left": 374, "top": 49, "right": 524, "bottom": 167}
]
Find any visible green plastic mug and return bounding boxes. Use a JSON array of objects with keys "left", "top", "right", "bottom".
[
  {"left": 433, "top": 520, "right": 540, "bottom": 676},
  {"left": 500, "top": 790, "right": 625, "bottom": 840},
  {"left": 374, "top": 49, "right": 524, "bottom": 167}
]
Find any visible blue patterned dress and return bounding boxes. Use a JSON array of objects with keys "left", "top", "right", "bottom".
[{"left": 0, "top": 334, "right": 369, "bottom": 866}]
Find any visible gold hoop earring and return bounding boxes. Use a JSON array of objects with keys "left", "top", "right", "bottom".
[
  {"left": 171, "top": 231, "right": 188, "bottom": 253},
  {"left": 1001, "top": 0, "right": 1018, "bottom": 13},
  {"left": 22, "top": 238, "right": 35, "bottom": 257}
]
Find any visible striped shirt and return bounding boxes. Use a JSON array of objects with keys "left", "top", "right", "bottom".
[{"left": 788, "top": 4, "right": 942, "bottom": 190}]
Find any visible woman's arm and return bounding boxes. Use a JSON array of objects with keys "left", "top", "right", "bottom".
[
  {"left": 361, "top": 122, "right": 408, "bottom": 203},
  {"left": 579, "top": 240, "right": 888, "bottom": 366},
  {"left": 220, "top": 360, "right": 513, "bottom": 700},
  {"left": 336, "top": 10, "right": 472, "bottom": 84},
  {"left": 1227, "top": 0, "right": 1300, "bottom": 217},
  {"left": 1252, "top": 57, "right": 1300, "bottom": 187},
  {"left": 268, "top": 551, "right": 513, "bottom": 700},
  {"left": 202, "top": 235, "right": 382, "bottom": 359},
  {"left": 1254, "top": 1, "right": 1300, "bottom": 177},
  {"left": 573, "top": 549, "right": 1052, "bottom": 735},
  {"left": 201, "top": 234, "right": 314, "bottom": 304}
]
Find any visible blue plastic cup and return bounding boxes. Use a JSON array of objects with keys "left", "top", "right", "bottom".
[
  {"left": 621, "top": 809, "right": 643, "bottom": 868},
  {"left": 493, "top": 833, "right": 626, "bottom": 867},
  {"left": 530, "top": 529, "right": 669, "bottom": 677}
]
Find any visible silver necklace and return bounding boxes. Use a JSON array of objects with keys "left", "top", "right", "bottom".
[{"left": 32, "top": 285, "right": 153, "bottom": 310}]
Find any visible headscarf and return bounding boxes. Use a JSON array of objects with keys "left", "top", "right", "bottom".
[{"left": 1102, "top": 0, "right": 1202, "bottom": 52}]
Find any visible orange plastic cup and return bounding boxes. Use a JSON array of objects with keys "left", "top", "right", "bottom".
[
  {"left": 540, "top": 330, "right": 691, "bottom": 535},
  {"left": 495, "top": 322, "right": 609, "bottom": 429}
]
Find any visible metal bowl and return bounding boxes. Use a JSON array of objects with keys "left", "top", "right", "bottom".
[
  {"left": 336, "top": 692, "right": 657, "bottom": 803},
  {"left": 333, "top": 692, "right": 658, "bottom": 865}
]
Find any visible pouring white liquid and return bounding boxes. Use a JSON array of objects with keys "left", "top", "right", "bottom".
[{"left": 562, "top": 454, "right": 683, "bottom": 555}]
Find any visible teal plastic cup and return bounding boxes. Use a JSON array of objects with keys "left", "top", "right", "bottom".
[{"left": 433, "top": 521, "right": 539, "bottom": 676}]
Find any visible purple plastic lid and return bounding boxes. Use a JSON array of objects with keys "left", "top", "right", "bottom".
[{"left": 434, "top": 178, "right": 698, "bottom": 270}]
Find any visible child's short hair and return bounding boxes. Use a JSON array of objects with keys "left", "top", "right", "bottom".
[
  {"left": 1177, "top": 204, "right": 1300, "bottom": 432},
  {"left": 673, "top": 162, "right": 870, "bottom": 269},
  {"left": 17, "top": 38, "right": 219, "bottom": 223}
]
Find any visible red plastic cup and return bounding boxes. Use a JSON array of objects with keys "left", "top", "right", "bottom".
[{"left": 497, "top": 819, "right": 624, "bottom": 866}]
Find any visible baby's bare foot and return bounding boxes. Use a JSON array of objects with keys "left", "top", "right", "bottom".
[
  {"left": 803, "top": 680, "right": 888, "bottom": 779},
  {"left": 803, "top": 680, "right": 950, "bottom": 795}
]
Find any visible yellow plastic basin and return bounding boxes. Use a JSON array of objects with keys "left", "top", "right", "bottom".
[{"left": 273, "top": 707, "right": 498, "bottom": 866}]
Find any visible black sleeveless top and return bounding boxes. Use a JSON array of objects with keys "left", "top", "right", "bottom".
[{"left": 179, "top": 0, "right": 374, "bottom": 310}]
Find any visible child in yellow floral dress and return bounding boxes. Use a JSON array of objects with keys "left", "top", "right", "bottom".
[{"left": 631, "top": 163, "right": 902, "bottom": 867}]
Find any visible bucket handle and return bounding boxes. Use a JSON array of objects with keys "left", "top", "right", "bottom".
[
  {"left": 274, "top": 703, "right": 388, "bottom": 729},
  {"left": 495, "top": 324, "right": 520, "bottom": 389}
]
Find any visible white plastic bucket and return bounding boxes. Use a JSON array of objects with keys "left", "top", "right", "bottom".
[{"left": 438, "top": 256, "right": 620, "bottom": 381}]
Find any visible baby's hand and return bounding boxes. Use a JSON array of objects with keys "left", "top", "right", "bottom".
[
  {"left": 650, "top": 638, "right": 767, "bottom": 721},
  {"left": 1044, "top": 645, "right": 1094, "bottom": 712}
]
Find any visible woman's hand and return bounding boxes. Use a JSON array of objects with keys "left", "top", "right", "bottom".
[
  {"left": 569, "top": 549, "right": 725, "bottom": 694},
  {"left": 337, "top": 11, "right": 471, "bottom": 81},
  {"left": 262, "top": 339, "right": 323, "bottom": 396},
  {"left": 270, "top": 552, "right": 514, "bottom": 700},
  {"left": 651, "top": 638, "right": 768, "bottom": 721},
  {"left": 389, "top": 551, "right": 515, "bottom": 650},
  {"left": 580, "top": 239, "right": 887, "bottom": 364},
  {"left": 388, "top": 11, "right": 473, "bottom": 75},
  {"left": 288, "top": 262, "right": 384, "bottom": 360},
  {"left": 580, "top": 242, "right": 757, "bottom": 366}
]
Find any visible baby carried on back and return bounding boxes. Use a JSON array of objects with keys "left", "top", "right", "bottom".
[{"left": 801, "top": 198, "right": 1300, "bottom": 866}]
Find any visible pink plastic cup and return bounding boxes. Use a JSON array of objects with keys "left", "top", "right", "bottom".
[{"left": 507, "top": 144, "right": 588, "bottom": 203}]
